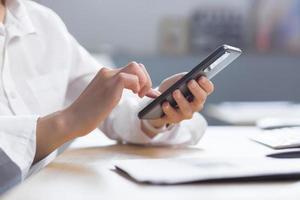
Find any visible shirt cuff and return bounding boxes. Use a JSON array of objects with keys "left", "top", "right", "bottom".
[
  {"left": 103, "top": 90, "right": 207, "bottom": 146},
  {"left": 0, "top": 115, "right": 39, "bottom": 179}
]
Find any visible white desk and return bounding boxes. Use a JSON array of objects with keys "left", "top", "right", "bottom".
[{"left": 2, "top": 126, "right": 300, "bottom": 200}]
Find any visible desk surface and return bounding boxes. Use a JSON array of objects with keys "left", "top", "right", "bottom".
[{"left": 2, "top": 126, "right": 300, "bottom": 200}]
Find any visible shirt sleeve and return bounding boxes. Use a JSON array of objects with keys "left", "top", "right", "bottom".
[
  {"left": 100, "top": 90, "right": 207, "bottom": 146},
  {"left": 0, "top": 115, "right": 38, "bottom": 194}
]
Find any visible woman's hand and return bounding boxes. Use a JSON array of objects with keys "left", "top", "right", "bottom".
[
  {"left": 35, "top": 62, "right": 158, "bottom": 162},
  {"left": 144, "top": 73, "right": 214, "bottom": 138},
  {"left": 65, "top": 62, "right": 159, "bottom": 137}
]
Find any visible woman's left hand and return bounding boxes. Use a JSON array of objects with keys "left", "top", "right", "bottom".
[{"left": 143, "top": 73, "right": 214, "bottom": 137}]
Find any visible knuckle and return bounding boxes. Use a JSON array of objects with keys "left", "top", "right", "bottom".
[
  {"left": 139, "top": 63, "right": 146, "bottom": 69},
  {"left": 98, "top": 67, "right": 109, "bottom": 76},
  {"left": 140, "top": 76, "right": 147, "bottom": 86},
  {"left": 128, "top": 61, "right": 140, "bottom": 71},
  {"left": 117, "top": 72, "right": 126, "bottom": 82}
]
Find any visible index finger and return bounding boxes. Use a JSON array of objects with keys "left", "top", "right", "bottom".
[
  {"left": 121, "top": 62, "right": 149, "bottom": 97},
  {"left": 138, "top": 63, "right": 153, "bottom": 97}
]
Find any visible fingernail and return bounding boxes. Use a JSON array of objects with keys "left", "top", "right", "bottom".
[
  {"left": 155, "top": 90, "right": 161, "bottom": 96},
  {"left": 139, "top": 89, "right": 145, "bottom": 97},
  {"left": 199, "top": 76, "right": 207, "bottom": 83},
  {"left": 174, "top": 90, "right": 180, "bottom": 98},
  {"left": 163, "top": 102, "right": 169, "bottom": 108}
]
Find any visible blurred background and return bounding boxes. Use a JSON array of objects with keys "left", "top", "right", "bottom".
[{"left": 36, "top": 0, "right": 300, "bottom": 125}]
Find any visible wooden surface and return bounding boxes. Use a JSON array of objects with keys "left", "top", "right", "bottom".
[{"left": 2, "top": 126, "right": 300, "bottom": 200}]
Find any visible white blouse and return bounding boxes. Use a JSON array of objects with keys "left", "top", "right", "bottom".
[{"left": 0, "top": 0, "right": 207, "bottom": 194}]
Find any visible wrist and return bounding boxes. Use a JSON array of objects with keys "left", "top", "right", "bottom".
[
  {"left": 34, "top": 110, "right": 77, "bottom": 162},
  {"left": 52, "top": 110, "right": 77, "bottom": 141},
  {"left": 141, "top": 119, "right": 167, "bottom": 138},
  {"left": 60, "top": 107, "right": 84, "bottom": 139}
]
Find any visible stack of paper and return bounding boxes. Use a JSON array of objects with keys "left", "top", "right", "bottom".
[{"left": 115, "top": 158, "right": 300, "bottom": 184}]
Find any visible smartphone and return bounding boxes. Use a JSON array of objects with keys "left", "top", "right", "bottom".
[{"left": 138, "top": 44, "right": 242, "bottom": 120}]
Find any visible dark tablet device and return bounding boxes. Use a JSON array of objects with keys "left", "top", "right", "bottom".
[{"left": 138, "top": 44, "right": 242, "bottom": 120}]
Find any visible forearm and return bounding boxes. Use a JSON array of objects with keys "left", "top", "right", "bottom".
[{"left": 34, "top": 110, "right": 75, "bottom": 163}]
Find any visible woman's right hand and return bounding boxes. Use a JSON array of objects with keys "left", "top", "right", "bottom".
[
  {"left": 35, "top": 61, "right": 158, "bottom": 162},
  {"left": 63, "top": 61, "right": 159, "bottom": 138}
]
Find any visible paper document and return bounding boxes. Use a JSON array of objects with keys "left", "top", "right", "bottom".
[
  {"left": 251, "top": 127, "right": 300, "bottom": 149},
  {"left": 206, "top": 101, "right": 300, "bottom": 125},
  {"left": 115, "top": 158, "right": 300, "bottom": 184}
]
